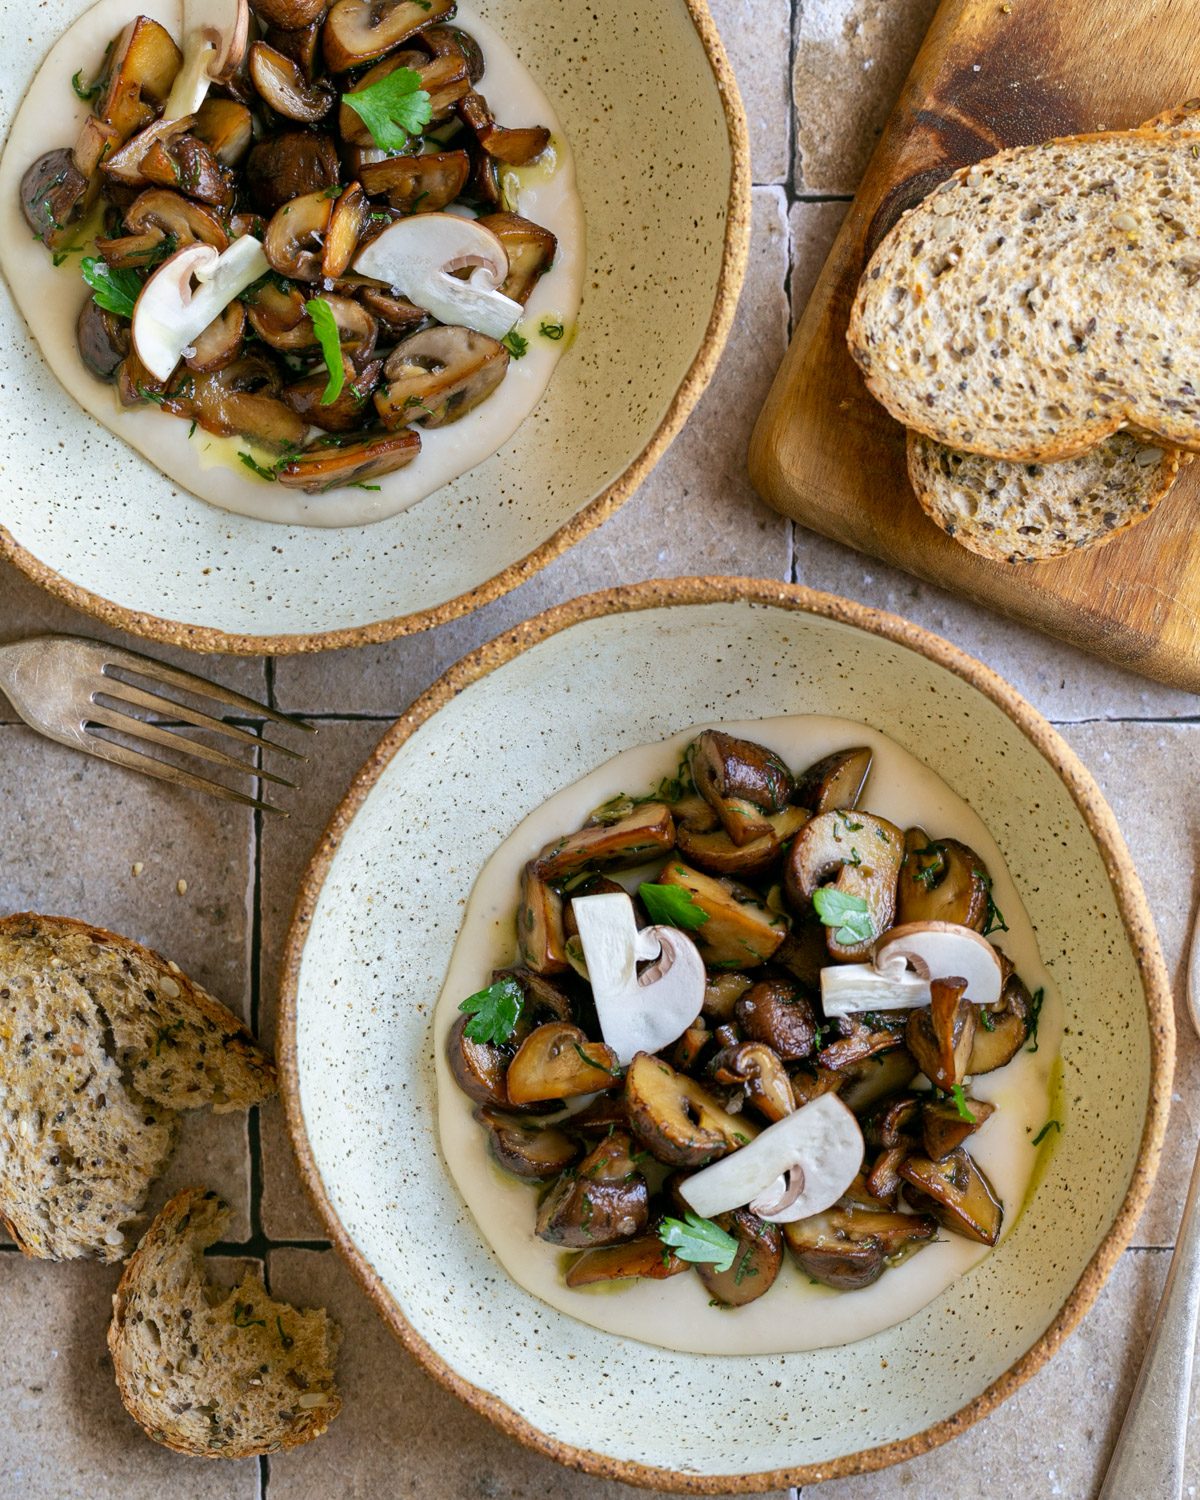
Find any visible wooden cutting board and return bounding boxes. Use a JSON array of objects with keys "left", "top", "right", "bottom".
[{"left": 749, "top": 0, "right": 1200, "bottom": 691}]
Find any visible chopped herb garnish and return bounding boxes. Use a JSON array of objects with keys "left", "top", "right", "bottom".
[
  {"left": 458, "top": 975, "right": 524, "bottom": 1045},
  {"left": 81, "top": 257, "right": 141, "bottom": 318},
  {"left": 1032, "top": 1119, "right": 1062, "bottom": 1146},
  {"left": 137, "top": 385, "right": 166, "bottom": 405},
  {"left": 979, "top": 1006, "right": 997, "bottom": 1032},
  {"left": 305, "top": 297, "right": 346, "bottom": 405},
  {"left": 950, "top": 1084, "right": 976, "bottom": 1123},
  {"left": 342, "top": 67, "right": 433, "bottom": 153},
  {"left": 1026, "top": 986, "right": 1045, "bottom": 1052},
  {"left": 572, "top": 1041, "right": 621, "bottom": 1077},
  {"left": 812, "top": 887, "right": 873, "bottom": 946},
  {"left": 732, "top": 1243, "right": 760, "bottom": 1285},
  {"left": 187, "top": 419, "right": 198, "bottom": 439},
  {"left": 539, "top": 318, "right": 565, "bottom": 341},
  {"left": 352, "top": 481, "right": 382, "bottom": 491},
  {"left": 71, "top": 68, "right": 103, "bottom": 101},
  {"left": 275, "top": 1315, "right": 294, "bottom": 1349},
  {"left": 981, "top": 876, "right": 1009, "bottom": 937},
  {"left": 233, "top": 1302, "right": 266, "bottom": 1329},
  {"left": 658, "top": 1212, "right": 738, "bottom": 1273},
  {"left": 238, "top": 452, "right": 278, "bottom": 481},
  {"left": 638, "top": 882, "right": 710, "bottom": 931},
  {"left": 502, "top": 329, "right": 528, "bottom": 358}
]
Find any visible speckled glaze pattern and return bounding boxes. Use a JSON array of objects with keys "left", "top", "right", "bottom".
[
  {"left": 278, "top": 579, "right": 1174, "bottom": 1492},
  {"left": 0, "top": 1, "right": 749, "bottom": 655}
]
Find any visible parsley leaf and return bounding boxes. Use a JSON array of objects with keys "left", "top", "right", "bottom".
[
  {"left": 305, "top": 297, "right": 346, "bottom": 405},
  {"left": 1026, "top": 986, "right": 1045, "bottom": 1052},
  {"left": 72, "top": 68, "right": 103, "bottom": 101},
  {"left": 1032, "top": 1119, "right": 1062, "bottom": 1146},
  {"left": 949, "top": 1084, "right": 976, "bottom": 1123},
  {"left": 981, "top": 875, "right": 1009, "bottom": 936},
  {"left": 539, "top": 318, "right": 565, "bottom": 341},
  {"left": 238, "top": 452, "right": 279, "bottom": 482},
  {"left": 502, "top": 329, "right": 528, "bottom": 358},
  {"left": 659, "top": 1212, "right": 738, "bottom": 1273},
  {"left": 342, "top": 67, "right": 433, "bottom": 154},
  {"left": 812, "top": 887, "right": 873, "bottom": 945},
  {"left": 81, "top": 257, "right": 141, "bottom": 319},
  {"left": 458, "top": 976, "right": 524, "bottom": 1045},
  {"left": 638, "top": 882, "right": 710, "bottom": 931}
]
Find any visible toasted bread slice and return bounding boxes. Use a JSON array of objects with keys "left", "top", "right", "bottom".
[
  {"left": 907, "top": 429, "right": 1182, "bottom": 562},
  {"left": 849, "top": 133, "right": 1200, "bottom": 462},
  {"left": 0, "top": 913, "right": 275, "bottom": 1261},
  {"left": 109, "top": 1188, "right": 341, "bottom": 1458}
]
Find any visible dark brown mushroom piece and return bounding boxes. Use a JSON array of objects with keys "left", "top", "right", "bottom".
[
  {"left": 505, "top": 1021, "right": 619, "bottom": 1107},
  {"left": 860, "top": 1092, "right": 921, "bottom": 1148},
  {"left": 446, "top": 1012, "right": 511, "bottom": 1107},
  {"left": 565, "top": 1234, "right": 688, "bottom": 1288},
  {"left": 817, "top": 1016, "right": 907, "bottom": 1072},
  {"left": 702, "top": 971, "right": 753, "bottom": 1022},
  {"left": 116, "top": 350, "right": 171, "bottom": 408},
  {"left": 375, "top": 326, "right": 510, "bottom": 430},
  {"left": 896, "top": 830, "right": 992, "bottom": 932},
  {"left": 689, "top": 730, "right": 795, "bottom": 845},
  {"left": 789, "top": 1065, "right": 844, "bottom": 1107},
  {"left": 255, "top": 0, "right": 328, "bottom": 25},
  {"left": 284, "top": 357, "right": 383, "bottom": 432},
  {"left": 535, "top": 1131, "right": 648, "bottom": 1249},
  {"left": 676, "top": 804, "right": 808, "bottom": 880},
  {"left": 794, "top": 747, "right": 873, "bottom": 813},
  {"left": 21, "top": 149, "right": 93, "bottom": 250},
  {"left": 784, "top": 808, "right": 904, "bottom": 961},
  {"left": 734, "top": 977, "right": 817, "bottom": 1063},
  {"left": 356, "top": 285, "right": 427, "bottom": 339},
  {"left": 864, "top": 1146, "right": 908, "bottom": 1207},
  {"left": 275, "top": 428, "right": 422, "bottom": 491},
  {"left": 72, "top": 116, "right": 123, "bottom": 178},
  {"left": 100, "top": 115, "right": 196, "bottom": 188},
  {"left": 968, "top": 971, "right": 1033, "bottom": 1073},
  {"left": 656, "top": 864, "right": 788, "bottom": 968},
  {"left": 783, "top": 1207, "right": 937, "bottom": 1290},
  {"left": 905, "top": 977, "right": 977, "bottom": 1092},
  {"left": 245, "top": 131, "right": 340, "bottom": 216},
  {"left": 357, "top": 151, "right": 471, "bottom": 214},
  {"left": 476, "top": 212, "right": 557, "bottom": 303},
  {"left": 709, "top": 1041, "right": 794, "bottom": 1122},
  {"left": 473, "top": 1107, "right": 580, "bottom": 1181},
  {"left": 624, "top": 1053, "right": 752, "bottom": 1168},
  {"left": 458, "top": 89, "right": 550, "bottom": 166},
  {"left": 250, "top": 42, "right": 336, "bottom": 122},
  {"left": 694, "top": 1208, "right": 782, "bottom": 1307},
  {"left": 516, "top": 862, "right": 568, "bottom": 975},
  {"left": 77, "top": 299, "right": 131, "bottom": 381},
  {"left": 121, "top": 189, "right": 230, "bottom": 251},
  {"left": 184, "top": 302, "right": 246, "bottom": 374},
  {"left": 140, "top": 133, "right": 235, "bottom": 207},
  {"left": 423, "top": 24, "right": 486, "bottom": 86},
  {"left": 533, "top": 802, "right": 675, "bottom": 882},
  {"left": 263, "top": 20, "right": 323, "bottom": 78},
  {"left": 901, "top": 1147, "right": 1004, "bottom": 1245},
  {"left": 564, "top": 1092, "right": 629, "bottom": 1136},
  {"left": 465, "top": 146, "right": 503, "bottom": 210},
  {"left": 95, "top": 16, "right": 183, "bottom": 141},
  {"left": 322, "top": 0, "right": 455, "bottom": 71},
  {"left": 265, "top": 188, "right": 338, "bottom": 279},
  {"left": 188, "top": 355, "right": 308, "bottom": 451},
  {"left": 668, "top": 792, "right": 720, "bottom": 834},
  {"left": 837, "top": 1049, "right": 919, "bottom": 1112},
  {"left": 921, "top": 1095, "right": 995, "bottom": 1160},
  {"left": 772, "top": 920, "right": 829, "bottom": 987}
]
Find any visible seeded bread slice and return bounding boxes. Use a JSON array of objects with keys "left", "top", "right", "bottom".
[
  {"left": 0, "top": 913, "right": 275, "bottom": 1262},
  {"left": 110, "top": 1188, "right": 341, "bottom": 1458},
  {"left": 848, "top": 133, "right": 1200, "bottom": 462},
  {"left": 907, "top": 429, "right": 1182, "bottom": 562}
]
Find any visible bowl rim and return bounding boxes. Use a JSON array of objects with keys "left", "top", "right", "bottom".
[
  {"left": 277, "top": 575, "right": 1175, "bottom": 1492},
  {"left": 0, "top": 0, "right": 750, "bottom": 658}
]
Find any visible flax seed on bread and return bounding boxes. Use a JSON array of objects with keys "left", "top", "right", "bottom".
[
  {"left": 0, "top": 913, "right": 275, "bottom": 1261},
  {"left": 109, "top": 1187, "right": 341, "bottom": 1458}
]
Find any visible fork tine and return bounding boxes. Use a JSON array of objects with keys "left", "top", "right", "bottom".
[
  {"left": 81, "top": 729, "right": 285, "bottom": 814},
  {"left": 87, "top": 706, "right": 297, "bottom": 790},
  {"left": 100, "top": 646, "right": 314, "bottom": 733},
  {"left": 97, "top": 680, "right": 306, "bottom": 762}
]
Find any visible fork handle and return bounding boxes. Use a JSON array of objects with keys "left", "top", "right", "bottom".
[{"left": 1097, "top": 1134, "right": 1200, "bottom": 1500}]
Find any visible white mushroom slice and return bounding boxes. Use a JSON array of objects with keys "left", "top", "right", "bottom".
[
  {"left": 679, "top": 1094, "right": 863, "bottom": 1224},
  {"left": 164, "top": 0, "right": 249, "bottom": 119},
  {"left": 353, "top": 215, "right": 523, "bottom": 340},
  {"left": 572, "top": 893, "right": 706, "bottom": 1066},
  {"left": 820, "top": 919, "right": 1004, "bottom": 1018},
  {"left": 132, "top": 235, "right": 269, "bottom": 381}
]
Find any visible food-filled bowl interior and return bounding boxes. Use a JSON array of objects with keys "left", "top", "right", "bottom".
[
  {"left": 282, "top": 588, "right": 1168, "bottom": 1488},
  {"left": 0, "top": 0, "right": 742, "bottom": 650}
]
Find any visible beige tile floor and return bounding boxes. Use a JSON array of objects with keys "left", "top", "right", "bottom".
[{"left": 2, "top": 1, "right": 1198, "bottom": 1496}]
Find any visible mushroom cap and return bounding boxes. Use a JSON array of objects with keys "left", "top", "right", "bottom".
[{"left": 874, "top": 920, "right": 1003, "bottom": 1006}]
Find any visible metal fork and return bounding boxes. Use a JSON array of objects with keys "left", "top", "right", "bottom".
[{"left": 0, "top": 635, "right": 311, "bottom": 813}]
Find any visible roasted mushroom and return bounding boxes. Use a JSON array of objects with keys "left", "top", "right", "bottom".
[
  {"left": 184, "top": 300, "right": 246, "bottom": 373},
  {"left": 693, "top": 1207, "right": 782, "bottom": 1307},
  {"left": 245, "top": 131, "right": 340, "bottom": 215},
  {"left": 676, "top": 805, "right": 808, "bottom": 880},
  {"left": 784, "top": 809, "right": 904, "bottom": 960},
  {"left": 709, "top": 1041, "right": 795, "bottom": 1123},
  {"left": 21, "top": 149, "right": 93, "bottom": 249},
  {"left": 625, "top": 1053, "right": 755, "bottom": 1167},
  {"left": 901, "top": 1147, "right": 1004, "bottom": 1245},
  {"left": 921, "top": 1094, "right": 995, "bottom": 1160},
  {"left": 535, "top": 1131, "right": 648, "bottom": 1248},
  {"left": 702, "top": 971, "right": 753, "bottom": 1022},
  {"left": 897, "top": 831, "right": 992, "bottom": 931},
  {"left": 446, "top": 1013, "right": 511, "bottom": 1108},
  {"left": 94, "top": 17, "right": 183, "bottom": 142},
  {"left": 283, "top": 358, "right": 383, "bottom": 432},
  {"left": 477, "top": 212, "right": 558, "bottom": 304},
  {"left": 516, "top": 862, "right": 568, "bottom": 975},
  {"left": 322, "top": 0, "right": 455, "bottom": 71},
  {"left": 837, "top": 1049, "right": 919, "bottom": 1112},
  {"left": 138, "top": 132, "right": 234, "bottom": 206},
  {"left": 188, "top": 356, "right": 308, "bottom": 450},
  {"left": 505, "top": 1022, "right": 620, "bottom": 1107},
  {"left": 374, "top": 326, "right": 510, "bottom": 429},
  {"left": 734, "top": 978, "right": 817, "bottom": 1063},
  {"left": 77, "top": 299, "right": 131, "bottom": 381},
  {"left": 905, "top": 977, "right": 976, "bottom": 1092},
  {"left": 254, "top": 0, "right": 327, "bottom": 26},
  {"left": 192, "top": 98, "right": 254, "bottom": 165},
  {"left": 249, "top": 41, "right": 335, "bottom": 122},
  {"left": 968, "top": 971, "right": 1033, "bottom": 1073},
  {"left": 565, "top": 1234, "right": 688, "bottom": 1288},
  {"left": 474, "top": 1107, "right": 580, "bottom": 1181},
  {"left": 689, "top": 730, "right": 795, "bottom": 845},
  {"left": 794, "top": 747, "right": 873, "bottom": 813},
  {"left": 458, "top": 89, "right": 550, "bottom": 166},
  {"left": 783, "top": 1207, "right": 937, "bottom": 1290},
  {"left": 264, "top": 188, "right": 339, "bottom": 279},
  {"left": 534, "top": 803, "right": 676, "bottom": 882},
  {"left": 656, "top": 864, "right": 788, "bottom": 968},
  {"left": 357, "top": 151, "right": 471, "bottom": 213}
]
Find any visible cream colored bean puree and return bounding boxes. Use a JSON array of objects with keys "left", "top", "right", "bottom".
[
  {"left": 434, "top": 715, "right": 1060, "bottom": 1356},
  {"left": 0, "top": 0, "right": 584, "bottom": 527}
]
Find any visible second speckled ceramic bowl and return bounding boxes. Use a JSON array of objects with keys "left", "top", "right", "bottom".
[
  {"left": 0, "top": 0, "right": 748, "bottom": 653},
  {"left": 279, "top": 578, "right": 1173, "bottom": 1491}
]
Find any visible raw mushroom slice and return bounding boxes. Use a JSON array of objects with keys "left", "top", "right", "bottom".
[
  {"left": 354, "top": 214, "right": 522, "bottom": 340},
  {"left": 820, "top": 919, "right": 1005, "bottom": 1018},
  {"left": 678, "top": 1093, "right": 864, "bottom": 1224},
  {"left": 132, "top": 236, "right": 270, "bottom": 382},
  {"left": 572, "top": 893, "right": 706, "bottom": 1066}
]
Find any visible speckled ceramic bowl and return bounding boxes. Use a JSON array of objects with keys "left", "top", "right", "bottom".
[
  {"left": 279, "top": 579, "right": 1173, "bottom": 1491},
  {"left": 0, "top": 2, "right": 747, "bottom": 654}
]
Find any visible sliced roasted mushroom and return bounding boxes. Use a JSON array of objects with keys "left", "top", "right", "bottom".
[
  {"left": 72, "top": 116, "right": 123, "bottom": 178},
  {"left": 163, "top": 0, "right": 250, "bottom": 118},
  {"left": 565, "top": 1234, "right": 688, "bottom": 1289},
  {"left": 193, "top": 98, "right": 254, "bottom": 165},
  {"left": 784, "top": 1206, "right": 937, "bottom": 1289},
  {"left": 709, "top": 1042, "right": 795, "bottom": 1123},
  {"left": 702, "top": 971, "right": 753, "bottom": 1022},
  {"left": 474, "top": 1107, "right": 580, "bottom": 1181},
  {"left": 244, "top": 277, "right": 310, "bottom": 347},
  {"left": 656, "top": 864, "right": 788, "bottom": 968},
  {"left": 341, "top": 50, "right": 469, "bottom": 143},
  {"left": 564, "top": 1091, "right": 629, "bottom": 1136},
  {"left": 692, "top": 1207, "right": 782, "bottom": 1307},
  {"left": 423, "top": 24, "right": 485, "bottom": 83},
  {"left": 794, "top": 747, "right": 873, "bottom": 813},
  {"left": 785, "top": 809, "right": 904, "bottom": 961},
  {"left": 77, "top": 299, "right": 131, "bottom": 381},
  {"left": 863, "top": 1147, "right": 909, "bottom": 1206},
  {"left": 968, "top": 971, "right": 1033, "bottom": 1073},
  {"left": 676, "top": 805, "right": 808, "bottom": 880},
  {"left": 265, "top": 189, "right": 337, "bottom": 279},
  {"left": 837, "top": 1049, "right": 919, "bottom": 1112},
  {"left": 275, "top": 428, "right": 421, "bottom": 491},
  {"left": 790, "top": 1065, "right": 844, "bottom": 1108},
  {"left": 536, "top": 1131, "right": 648, "bottom": 1248},
  {"left": 731, "top": 979, "right": 812, "bottom": 1063},
  {"left": 138, "top": 133, "right": 234, "bottom": 207},
  {"left": 321, "top": 184, "right": 368, "bottom": 279},
  {"left": 860, "top": 1093, "right": 921, "bottom": 1148},
  {"left": 921, "top": 1094, "right": 994, "bottom": 1160},
  {"left": 901, "top": 1147, "right": 1004, "bottom": 1245},
  {"left": 188, "top": 354, "right": 309, "bottom": 450},
  {"left": 283, "top": 357, "right": 383, "bottom": 431},
  {"left": 246, "top": 131, "right": 340, "bottom": 215},
  {"left": 323, "top": 0, "right": 455, "bottom": 71},
  {"left": 254, "top": 0, "right": 327, "bottom": 25},
  {"left": 263, "top": 19, "right": 323, "bottom": 78},
  {"left": 689, "top": 730, "right": 795, "bottom": 845},
  {"left": 625, "top": 1053, "right": 755, "bottom": 1168},
  {"left": 458, "top": 89, "right": 550, "bottom": 166},
  {"left": 534, "top": 803, "right": 675, "bottom": 881},
  {"left": 773, "top": 921, "right": 829, "bottom": 987},
  {"left": 120, "top": 188, "right": 230, "bottom": 254},
  {"left": 505, "top": 1022, "right": 619, "bottom": 1107},
  {"left": 356, "top": 285, "right": 427, "bottom": 338},
  {"left": 184, "top": 299, "right": 245, "bottom": 373},
  {"left": 375, "top": 325, "right": 509, "bottom": 428},
  {"left": 446, "top": 1012, "right": 510, "bottom": 1107},
  {"left": 476, "top": 213, "right": 558, "bottom": 304},
  {"left": 101, "top": 115, "right": 196, "bottom": 188},
  {"left": 673, "top": 1019, "right": 709, "bottom": 1072},
  {"left": 905, "top": 977, "right": 977, "bottom": 1092},
  {"left": 95, "top": 17, "right": 183, "bottom": 141},
  {"left": 897, "top": 831, "right": 992, "bottom": 931},
  {"left": 515, "top": 862, "right": 567, "bottom": 975},
  {"left": 21, "top": 149, "right": 93, "bottom": 250},
  {"left": 357, "top": 151, "right": 471, "bottom": 214},
  {"left": 250, "top": 41, "right": 335, "bottom": 122},
  {"left": 817, "top": 1017, "right": 907, "bottom": 1072},
  {"left": 356, "top": 213, "right": 521, "bottom": 338}
]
